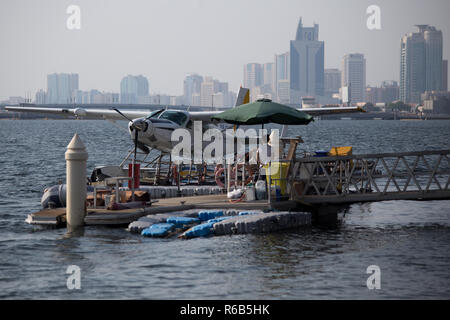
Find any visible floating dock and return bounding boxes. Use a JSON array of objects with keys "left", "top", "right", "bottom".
[
  {"left": 27, "top": 149, "right": 450, "bottom": 234},
  {"left": 26, "top": 193, "right": 310, "bottom": 228}
]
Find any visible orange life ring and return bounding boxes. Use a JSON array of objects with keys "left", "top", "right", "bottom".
[{"left": 215, "top": 166, "right": 234, "bottom": 188}]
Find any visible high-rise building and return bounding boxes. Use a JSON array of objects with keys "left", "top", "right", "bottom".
[
  {"left": 365, "top": 81, "right": 399, "bottom": 104},
  {"left": 424, "top": 26, "right": 443, "bottom": 92},
  {"left": 191, "top": 93, "right": 201, "bottom": 106},
  {"left": 341, "top": 54, "right": 366, "bottom": 103},
  {"left": 243, "top": 63, "right": 263, "bottom": 89},
  {"left": 200, "top": 76, "right": 214, "bottom": 107},
  {"left": 120, "top": 75, "right": 149, "bottom": 104},
  {"left": 103, "top": 92, "right": 120, "bottom": 104},
  {"left": 183, "top": 74, "right": 203, "bottom": 106},
  {"left": 277, "top": 80, "right": 290, "bottom": 104},
  {"left": 47, "top": 73, "right": 79, "bottom": 104},
  {"left": 400, "top": 25, "right": 443, "bottom": 104},
  {"left": 275, "top": 52, "right": 290, "bottom": 103},
  {"left": 443, "top": 60, "right": 448, "bottom": 92},
  {"left": 136, "top": 75, "right": 149, "bottom": 97},
  {"left": 263, "top": 62, "right": 275, "bottom": 94},
  {"left": 324, "top": 69, "right": 341, "bottom": 97},
  {"left": 35, "top": 89, "right": 47, "bottom": 104},
  {"left": 290, "top": 18, "right": 324, "bottom": 104},
  {"left": 212, "top": 92, "right": 224, "bottom": 108}
]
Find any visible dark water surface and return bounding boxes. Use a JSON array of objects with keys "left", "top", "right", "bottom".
[{"left": 0, "top": 119, "right": 449, "bottom": 299}]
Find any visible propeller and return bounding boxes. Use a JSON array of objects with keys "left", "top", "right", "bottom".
[
  {"left": 111, "top": 107, "right": 150, "bottom": 154},
  {"left": 112, "top": 107, "right": 151, "bottom": 199}
]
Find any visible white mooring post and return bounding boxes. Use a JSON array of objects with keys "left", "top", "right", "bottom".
[{"left": 65, "top": 134, "right": 88, "bottom": 229}]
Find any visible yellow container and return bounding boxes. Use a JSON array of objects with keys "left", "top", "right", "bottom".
[
  {"left": 328, "top": 146, "right": 352, "bottom": 156},
  {"left": 264, "top": 162, "right": 290, "bottom": 195},
  {"left": 329, "top": 146, "right": 353, "bottom": 168}
]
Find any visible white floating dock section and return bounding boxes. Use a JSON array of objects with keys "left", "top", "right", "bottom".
[
  {"left": 213, "top": 211, "right": 311, "bottom": 236},
  {"left": 136, "top": 186, "right": 223, "bottom": 199}
]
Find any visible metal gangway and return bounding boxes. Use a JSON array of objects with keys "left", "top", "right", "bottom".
[{"left": 288, "top": 149, "right": 450, "bottom": 204}]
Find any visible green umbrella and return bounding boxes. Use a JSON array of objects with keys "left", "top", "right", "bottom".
[{"left": 211, "top": 98, "right": 313, "bottom": 125}]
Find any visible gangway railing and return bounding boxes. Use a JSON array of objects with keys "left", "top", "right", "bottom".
[{"left": 286, "top": 149, "right": 450, "bottom": 204}]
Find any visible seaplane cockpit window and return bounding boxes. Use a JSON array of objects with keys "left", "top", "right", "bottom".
[
  {"left": 158, "top": 111, "right": 188, "bottom": 126},
  {"left": 146, "top": 109, "right": 164, "bottom": 119}
]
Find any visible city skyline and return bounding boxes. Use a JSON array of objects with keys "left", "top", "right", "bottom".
[{"left": 1, "top": 0, "right": 449, "bottom": 101}]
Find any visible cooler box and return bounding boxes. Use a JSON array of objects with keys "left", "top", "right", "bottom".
[{"left": 264, "top": 162, "right": 289, "bottom": 196}]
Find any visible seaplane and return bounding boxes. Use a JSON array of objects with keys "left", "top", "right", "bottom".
[
  {"left": 5, "top": 87, "right": 363, "bottom": 155},
  {"left": 6, "top": 87, "right": 364, "bottom": 195}
]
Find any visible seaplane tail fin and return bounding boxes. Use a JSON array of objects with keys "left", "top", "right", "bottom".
[{"left": 235, "top": 87, "right": 250, "bottom": 107}]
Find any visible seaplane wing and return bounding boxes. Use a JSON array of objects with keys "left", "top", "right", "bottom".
[
  {"left": 4, "top": 106, "right": 150, "bottom": 120},
  {"left": 299, "top": 106, "right": 365, "bottom": 116},
  {"left": 187, "top": 105, "right": 365, "bottom": 121}
]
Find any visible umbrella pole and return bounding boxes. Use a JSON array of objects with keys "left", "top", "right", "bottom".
[
  {"left": 227, "top": 163, "right": 231, "bottom": 193},
  {"left": 268, "top": 160, "right": 271, "bottom": 206},
  {"left": 242, "top": 163, "right": 245, "bottom": 190}
]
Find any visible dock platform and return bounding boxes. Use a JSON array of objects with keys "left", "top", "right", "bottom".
[{"left": 27, "top": 149, "right": 450, "bottom": 229}]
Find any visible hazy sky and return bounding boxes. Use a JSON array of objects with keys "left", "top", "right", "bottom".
[{"left": 0, "top": 0, "right": 449, "bottom": 100}]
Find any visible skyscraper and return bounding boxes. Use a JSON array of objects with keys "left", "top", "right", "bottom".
[
  {"left": 400, "top": 25, "right": 443, "bottom": 104},
  {"left": 135, "top": 75, "right": 149, "bottom": 98},
  {"left": 243, "top": 63, "right": 263, "bottom": 89},
  {"left": 200, "top": 76, "right": 214, "bottom": 107},
  {"left": 183, "top": 74, "right": 203, "bottom": 106},
  {"left": 275, "top": 52, "right": 290, "bottom": 103},
  {"left": 443, "top": 60, "right": 448, "bottom": 92},
  {"left": 341, "top": 54, "right": 366, "bottom": 103},
  {"left": 120, "top": 75, "right": 149, "bottom": 104},
  {"left": 424, "top": 26, "right": 443, "bottom": 92},
  {"left": 47, "top": 73, "right": 79, "bottom": 104},
  {"left": 277, "top": 80, "right": 290, "bottom": 104},
  {"left": 263, "top": 62, "right": 275, "bottom": 94},
  {"left": 290, "top": 18, "right": 324, "bottom": 104},
  {"left": 35, "top": 89, "right": 47, "bottom": 104},
  {"left": 324, "top": 68, "right": 341, "bottom": 97}
]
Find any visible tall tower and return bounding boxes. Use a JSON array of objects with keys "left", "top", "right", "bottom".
[
  {"left": 47, "top": 73, "right": 79, "bottom": 104},
  {"left": 183, "top": 74, "right": 203, "bottom": 106},
  {"left": 324, "top": 68, "right": 341, "bottom": 97},
  {"left": 341, "top": 54, "right": 366, "bottom": 103},
  {"left": 120, "top": 75, "right": 149, "bottom": 104},
  {"left": 275, "top": 52, "right": 290, "bottom": 103},
  {"left": 400, "top": 25, "right": 443, "bottom": 104},
  {"left": 424, "top": 26, "right": 443, "bottom": 92},
  {"left": 443, "top": 60, "right": 448, "bottom": 92},
  {"left": 243, "top": 63, "right": 263, "bottom": 89},
  {"left": 289, "top": 18, "right": 324, "bottom": 105}
]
